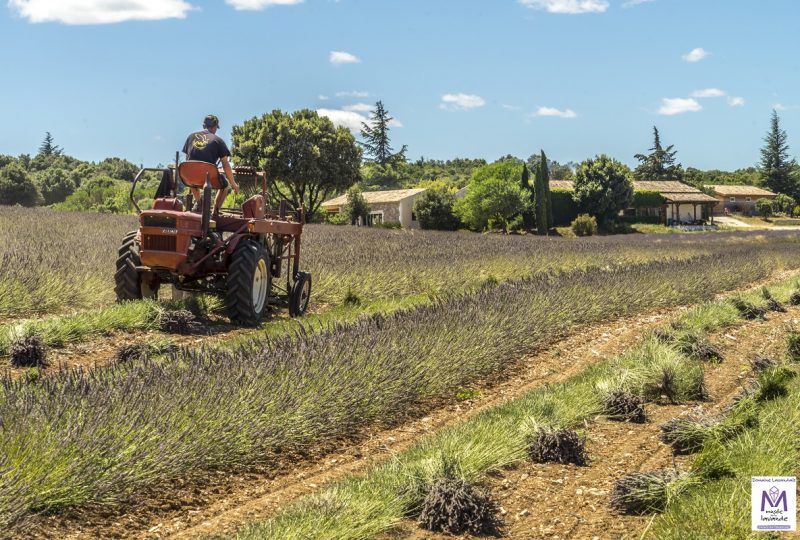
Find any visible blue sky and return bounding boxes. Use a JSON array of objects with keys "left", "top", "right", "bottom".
[{"left": 1, "top": 0, "right": 799, "bottom": 171}]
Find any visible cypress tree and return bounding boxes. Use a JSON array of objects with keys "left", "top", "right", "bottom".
[
  {"left": 520, "top": 163, "right": 534, "bottom": 229},
  {"left": 535, "top": 159, "right": 548, "bottom": 235},
  {"left": 541, "top": 150, "right": 553, "bottom": 229}
]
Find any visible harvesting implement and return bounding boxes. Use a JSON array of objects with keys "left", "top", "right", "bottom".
[{"left": 115, "top": 156, "right": 311, "bottom": 325}]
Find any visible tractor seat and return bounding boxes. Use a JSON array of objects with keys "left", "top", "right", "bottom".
[{"left": 178, "top": 161, "right": 226, "bottom": 190}]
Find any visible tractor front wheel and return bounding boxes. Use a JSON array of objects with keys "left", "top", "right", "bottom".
[
  {"left": 226, "top": 240, "right": 271, "bottom": 326},
  {"left": 289, "top": 271, "right": 312, "bottom": 317},
  {"left": 115, "top": 236, "right": 158, "bottom": 301}
]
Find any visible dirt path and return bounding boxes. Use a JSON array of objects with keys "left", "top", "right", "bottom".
[
  {"left": 390, "top": 303, "right": 799, "bottom": 540},
  {"left": 22, "top": 271, "right": 800, "bottom": 540}
]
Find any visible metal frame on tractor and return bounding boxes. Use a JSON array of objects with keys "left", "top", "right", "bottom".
[{"left": 114, "top": 152, "right": 311, "bottom": 325}]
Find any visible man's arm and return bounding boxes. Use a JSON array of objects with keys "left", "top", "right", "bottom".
[{"left": 220, "top": 156, "right": 239, "bottom": 194}]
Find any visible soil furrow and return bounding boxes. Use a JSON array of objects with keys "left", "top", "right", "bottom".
[{"left": 21, "top": 270, "right": 800, "bottom": 540}]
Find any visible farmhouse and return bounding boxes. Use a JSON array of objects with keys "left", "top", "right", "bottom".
[
  {"left": 321, "top": 188, "right": 426, "bottom": 228},
  {"left": 549, "top": 180, "right": 718, "bottom": 225},
  {"left": 632, "top": 181, "right": 718, "bottom": 224},
  {"left": 709, "top": 185, "right": 776, "bottom": 215}
]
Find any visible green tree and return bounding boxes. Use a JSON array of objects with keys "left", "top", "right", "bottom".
[
  {"left": 343, "top": 185, "right": 370, "bottom": 225},
  {"left": 0, "top": 163, "right": 41, "bottom": 206},
  {"left": 756, "top": 198, "right": 773, "bottom": 218},
  {"left": 231, "top": 109, "right": 362, "bottom": 217},
  {"left": 573, "top": 155, "right": 634, "bottom": 221},
  {"left": 38, "top": 132, "right": 62, "bottom": 157},
  {"left": 533, "top": 151, "right": 551, "bottom": 235},
  {"left": 760, "top": 110, "right": 797, "bottom": 197},
  {"left": 360, "top": 101, "right": 407, "bottom": 166},
  {"left": 520, "top": 163, "right": 534, "bottom": 229},
  {"left": 454, "top": 160, "right": 530, "bottom": 231},
  {"left": 35, "top": 168, "right": 76, "bottom": 205},
  {"left": 527, "top": 154, "right": 574, "bottom": 181},
  {"left": 413, "top": 188, "right": 460, "bottom": 230},
  {"left": 97, "top": 157, "right": 139, "bottom": 182},
  {"left": 633, "top": 126, "right": 683, "bottom": 181},
  {"left": 773, "top": 193, "right": 796, "bottom": 215}
]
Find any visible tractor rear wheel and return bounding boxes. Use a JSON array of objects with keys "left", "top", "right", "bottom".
[
  {"left": 115, "top": 237, "right": 158, "bottom": 301},
  {"left": 226, "top": 240, "right": 271, "bottom": 326},
  {"left": 289, "top": 271, "right": 312, "bottom": 317}
]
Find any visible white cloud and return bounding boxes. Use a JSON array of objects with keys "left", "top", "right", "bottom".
[
  {"left": 534, "top": 106, "right": 577, "bottom": 118},
  {"left": 440, "top": 93, "right": 486, "bottom": 111},
  {"left": 343, "top": 103, "right": 372, "bottom": 112},
  {"left": 226, "top": 0, "right": 302, "bottom": 10},
  {"left": 658, "top": 97, "right": 702, "bottom": 115},
  {"left": 336, "top": 90, "right": 369, "bottom": 98},
  {"left": 774, "top": 103, "right": 788, "bottom": 111},
  {"left": 8, "top": 0, "right": 192, "bottom": 24},
  {"left": 682, "top": 47, "right": 709, "bottom": 62},
  {"left": 318, "top": 94, "right": 330, "bottom": 101},
  {"left": 502, "top": 104, "right": 522, "bottom": 111},
  {"left": 329, "top": 51, "right": 361, "bottom": 65},
  {"left": 728, "top": 96, "right": 745, "bottom": 107},
  {"left": 518, "top": 0, "right": 608, "bottom": 14},
  {"left": 317, "top": 109, "right": 366, "bottom": 132},
  {"left": 691, "top": 88, "right": 725, "bottom": 98},
  {"left": 622, "top": 0, "right": 654, "bottom": 7}
]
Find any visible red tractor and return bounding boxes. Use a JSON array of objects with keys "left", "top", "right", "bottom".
[{"left": 115, "top": 159, "right": 311, "bottom": 325}]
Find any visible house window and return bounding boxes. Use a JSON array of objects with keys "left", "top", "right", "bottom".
[
  {"left": 730, "top": 197, "right": 736, "bottom": 202},
  {"left": 746, "top": 197, "right": 751, "bottom": 202},
  {"left": 367, "top": 211, "right": 384, "bottom": 227},
  {"left": 411, "top": 211, "right": 417, "bottom": 221}
]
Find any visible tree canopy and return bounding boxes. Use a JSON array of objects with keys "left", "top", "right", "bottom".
[
  {"left": 454, "top": 160, "right": 530, "bottom": 231},
  {"left": 360, "top": 101, "right": 407, "bottom": 166},
  {"left": 0, "top": 163, "right": 41, "bottom": 207},
  {"left": 759, "top": 110, "right": 797, "bottom": 197},
  {"left": 573, "top": 155, "right": 634, "bottom": 220},
  {"left": 633, "top": 126, "right": 683, "bottom": 181},
  {"left": 38, "top": 132, "right": 62, "bottom": 157},
  {"left": 231, "top": 109, "right": 362, "bottom": 216},
  {"left": 413, "top": 188, "right": 460, "bottom": 230}
]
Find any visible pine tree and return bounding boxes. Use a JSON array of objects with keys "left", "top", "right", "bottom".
[
  {"left": 633, "top": 126, "right": 682, "bottom": 180},
  {"left": 38, "top": 132, "right": 62, "bottom": 157},
  {"left": 760, "top": 110, "right": 797, "bottom": 197},
  {"left": 360, "top": 101, "right": 407, "bottom": 166}
]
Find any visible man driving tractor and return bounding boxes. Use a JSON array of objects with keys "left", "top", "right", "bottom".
[{"left": 182, "top": 114, "right": 239, "bottom": 215}]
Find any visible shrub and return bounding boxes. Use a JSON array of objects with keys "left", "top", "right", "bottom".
[
  {"left": 526, "top": 425, "right": 588, "bottom": 465},
  {"left": 414, "top": 188, "right": 460, "bottom": 231},
  {"left": 550, "top": 188, "right": 578, "bottom": 226},
  {"left": 9, "top": 333, "right": 48, "bottom": 367},
  {"left": 571, "top": 214, "right": 598, "bottom": 237},
  {"left": 755, "top": 198, "right": 773, "bottom": 218},
  {"left": 673, "top": 333, "right": 723, "bottom": 363},
  {"left": 325, "top": 212, "right": 349, "bottom": 225},
  {"left": 629, "top": 350, "right": 706, "bottom": 403},
  {"left": 0, "top": 163, "right": 41, "bottom": 207},
  {"left": 418, "top": 477, "right": 503, "bottom": 536}
]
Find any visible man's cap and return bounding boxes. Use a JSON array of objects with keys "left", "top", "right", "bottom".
[{"left": 203, "top": 114, "right": 220, "bottom": 129}]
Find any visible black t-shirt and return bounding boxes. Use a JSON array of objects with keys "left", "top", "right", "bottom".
[{"left": 182, "top": 130, "right": 231, "bottom": 165}]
